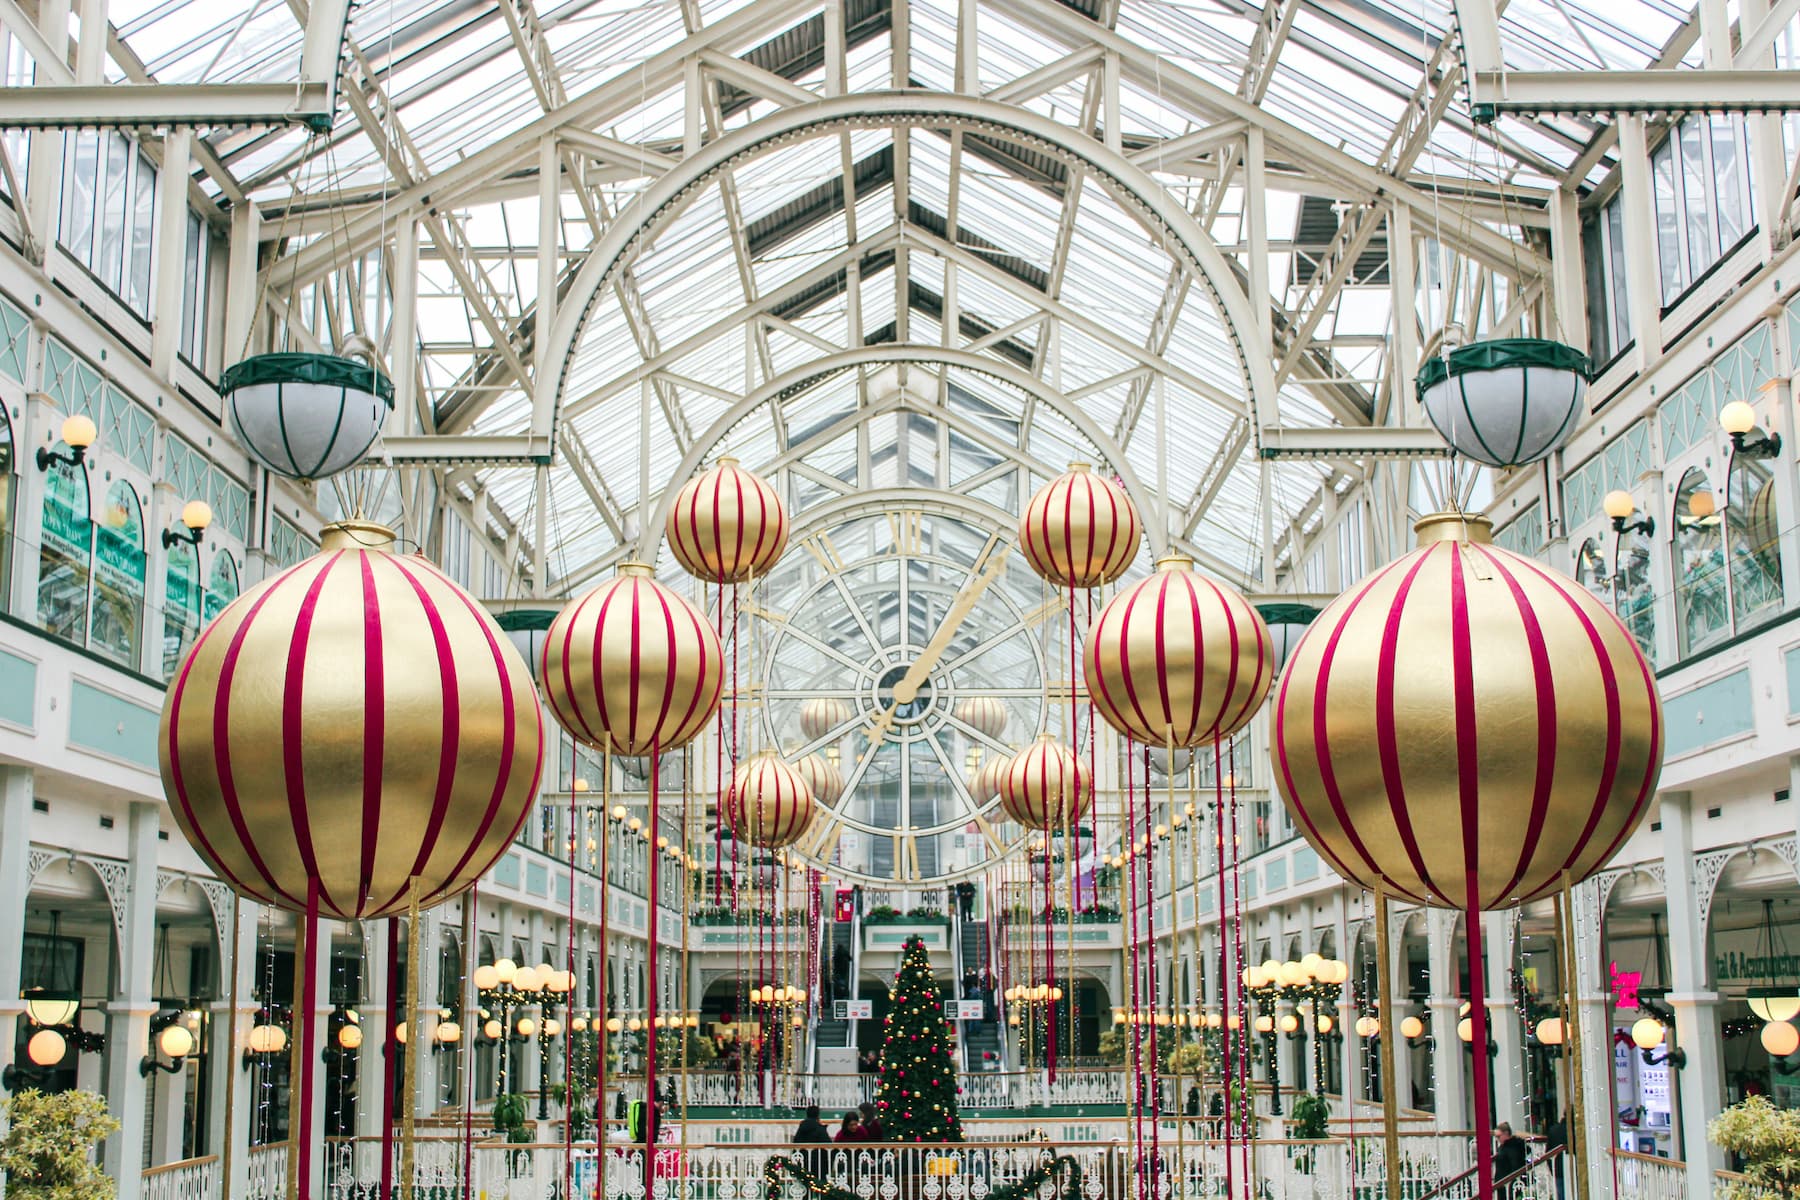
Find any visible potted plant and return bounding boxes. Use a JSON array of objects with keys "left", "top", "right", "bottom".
[
  {"left": 1286, "top": 1092, "right": 1330, "bottom": 1173},
  {"left": 1711, "top": 1095, "right": 1800, "bottom": 1197},
  {"left": 0, "top": 1087, "right": 119, "bottom": 1199}
]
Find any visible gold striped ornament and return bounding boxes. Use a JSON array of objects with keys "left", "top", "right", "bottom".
[
  {"left": 541, "top": 563, "right": 722, "bottom": 755},
  {"left": 798, "top": 697, "right": 854, "bottom": 742},
  {"left": 997, "top": 736, "right": 1092, "bottom": 830},
  {"left": 953, "top": 696, "right": 1009, "bottom": 739},
  {"left": 723, "top": 751, "right": 816, "bottom": 848},
  {"left": 1084, "top": 555, "right": 1273, "bottom": 748},
  {"left": 159, "top": 521, "right": 545, "bottom": 921},
  {"left": 1019, "top": 463, "right": 1141, "bottom": 588},
  {"left": 967, "top": 753, "right": 1012, "bottom": 804},
  {"left": 1271, "top": 513, "right": 1663, "bottom": 909},
  {"left": 792, "top": 752, "right": 844, "bottom": 807},
  {"left": 666, "top": 457, "right": 789, "bottom": 584}
]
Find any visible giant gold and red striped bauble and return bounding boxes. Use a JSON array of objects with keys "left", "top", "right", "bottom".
[
  {"left": 723, "top": 751, "right": 816, "bottom": 848},
  {"left": 1084, "top": 556, "right": 1273, "bottom": 748},
  {"left": 159, "top": 521, "right": 545, "bottom": 920},
  {"left": 1019, "top": 463, "right": 1141, "bottom": 587},
  {"left": 541, "top": 563, "right": 722, "bottom": 756},
  {"left": 997, "top": 736, "right": 1092, "bottom": 830},
  {"left": 967, "top": 752, "right": 1012, "bottom": 803},
  {"left": 1272, "top": 513, "right": 1663, "bottom": 910},
  {"left": 954, "top": 696, "right": 1008, "bottom": 739},
  {"left": 792, "top": 752, "right": 843, "bottom": 807},
  {"left": 799, "top": 697, "right": 853, "bottom": 741},
  {"left": 666, "top": 457, "right": 789, "bottom": 583}
]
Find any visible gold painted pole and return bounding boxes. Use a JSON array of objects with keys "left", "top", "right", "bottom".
[
  {"left": 1374, "top": 885, "right": 1400, "bottom": 1200},
  {"left": 400, "top": 883, "right": 422, "bottom": 1191}
]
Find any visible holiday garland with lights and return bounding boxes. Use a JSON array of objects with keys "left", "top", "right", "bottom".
[
  {"left": 873, "top": 934, "right": 963, "bottom": 1142},
  {"left": 763, "top": 1151, "right": 1084, "bottom": 1200}
]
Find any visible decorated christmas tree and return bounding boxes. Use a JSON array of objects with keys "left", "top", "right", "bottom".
[{"left": 873, "top": 934, "right": 963, "bottom": 1142}]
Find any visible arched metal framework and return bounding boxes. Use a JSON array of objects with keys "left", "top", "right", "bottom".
[{"left": 532, "top": 93, "right": 1281, "bottom": 457}]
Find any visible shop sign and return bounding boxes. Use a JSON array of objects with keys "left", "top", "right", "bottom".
[{"left": 1712, "top": 922, "right": 1800, "bottom": 983}]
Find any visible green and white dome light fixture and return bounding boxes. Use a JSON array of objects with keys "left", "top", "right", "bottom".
[{"left": 1416, "top": 337, "right": 1591, "bottom": 469}]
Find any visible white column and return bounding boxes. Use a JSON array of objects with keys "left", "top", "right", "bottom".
[
  {"left": 149, "top": 131, "right": 192, "bottom": 379},
  {"left": 210, "top": 900, "right": 258, "bottom": 1199},
  {"left": 0, "top": 767, "right": 31, "bottom": 1084},
  {"left": 103, "top": 804, "right": 160, "bottom": 1200},
  {"left": 356, "top": 923, "right": 390, "bottom": 1139},
  {"left": 22, "top": 0, "right": 69, "bottom": 270},
  {"left": 412, "top": 910, "right": 440, "bottom": 1119},
  {"left": 1615, "top": 115, "right": 1663, "bottom": 368},
  {"left": 1485, "top": 912, "right": 1526, "bottom": 1131},
  {"left": 305, "top": 921, "right": 332, "bottom": 1187},
  {"left": 1426, "top": 909, "right": 1466, "bottom": 1128},
  {"left": 1662, "top": 791, "right": 1723, "bottom": 1198}
]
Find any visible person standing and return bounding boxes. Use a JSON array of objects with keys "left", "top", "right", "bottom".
[
  {"left": 793, "top": 1104, "right": 831, "bottom": 1144},
  {"left": 1495, "top": 1122, "right": 1529, "bottom": 1180}
]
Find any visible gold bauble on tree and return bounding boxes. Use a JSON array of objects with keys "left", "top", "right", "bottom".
[
  {"left": 1019, "top": 463, "right": 1140, "bottom": 587},
  {"left": 1272, "top": 513, "right": 1663, "bottom": 910},
  {"left": 723, "top": 751, "right": 816, "bottom": 848},
  {"left": 1084, "top": 556, "right": 1273, "bottom": 748},
  {"left": 666, "top": 457, "right": 789, "bottom": 584},
  {"left": 997, "top": 736, "right": 1091, "bottom": 830},
  {"left": 540, "top": 563, "right": 722, "bottom": 755},
  {"left": 159, "top": 521, "right": 546, "bottom": 919}
]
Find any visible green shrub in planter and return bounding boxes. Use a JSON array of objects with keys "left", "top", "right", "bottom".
[{"left": 0, "top": 1088, "right": 119, "bottom": 1200}]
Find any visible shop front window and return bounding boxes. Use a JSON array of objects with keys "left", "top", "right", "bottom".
[
  {"left": 1576, "top": 539, "right": 1609, "bottom": 605},
  {"left": 1675, "top": 469, "right": 1730, "bottom": 656},
  {"left": 90, "top": 481, "right": 144, "bottom": 666},
  {"left": 36, "top": 452, "right": 90, "bottom": 644}
]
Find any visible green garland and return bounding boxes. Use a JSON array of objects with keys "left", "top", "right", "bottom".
[{"left": 763, "top": 1151, "right": 1084, "bottom": 1199}]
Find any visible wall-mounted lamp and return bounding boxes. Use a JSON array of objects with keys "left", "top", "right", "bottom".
[
  {"left": 140, "top": 1021, "right": 194, "bottom": 1076},
  {"left": 161, "top": 500, "right": 214, "bottom": 550},
  {"left": 35, "top": 415, "right": 97, "bottom": 473},
  {"left": 1722, "top": 401, "right": 1783, "bottom": 511}
]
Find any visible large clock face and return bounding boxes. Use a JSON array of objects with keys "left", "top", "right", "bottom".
[{"left": 760, "top": 507, "right": 1056, "bottom": 883}]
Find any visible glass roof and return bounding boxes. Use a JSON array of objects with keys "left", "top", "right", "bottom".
[{"left": 83, "top": 0, "right": 1740, "bottom": 597}]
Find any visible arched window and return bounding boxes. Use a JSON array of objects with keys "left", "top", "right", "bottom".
[
  {"left": 204, "top": 550, "right": 238, "bottom": 621},
  {"left": 0, "top": 402, "right": 15, "bottom": 605},
  {"left": 161, "top": 536, "right": 198, "bottom": 679},
  {"left": 1728, "top": 445, "right": 1784, "bottom": 626},
  {"left": 90, "top": 481, "right": 144, "bottom": 666},
  {"left": 36, "top": 450, "right": 90, "bottom": 643},
  {"left": 1614, "top": 524, "right": 1657, "bottom": 661},
  {"left": 1674, "top": 468, "right": 1728, "bottom": 656},
  {"left": 1574, "top": 539, "right": 1608, "bottom": 605}
]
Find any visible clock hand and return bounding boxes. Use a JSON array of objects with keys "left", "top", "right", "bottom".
[
  {"left": 891, "top": 544, "right": 1011, "bottom": 704},
  {"left": 863, "top": 545, "right": 1012, "bottom": 752}
]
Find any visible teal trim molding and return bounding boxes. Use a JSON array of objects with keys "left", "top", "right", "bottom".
[
  {"left": 1665, "top": 668, "right": 1755, "bottom": 758},
  {"left": 67, "top": 680, "right": 157, "bottom": 768},
  {"left": 0, "top": 649, "right": 36, "bottom": 730}
]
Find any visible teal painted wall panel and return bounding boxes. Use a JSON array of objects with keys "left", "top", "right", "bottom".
[
  {"left": 493, "top": 854, "right": 521, "bottom": 888},
  {"left": 1265, "top": 859, "right": 1287, "bottom": 890},
  {"left": 526, "top": 862, "right": 549, "bottom": 897},
  {"left": 1665, "top": 668, "right": 1755, "bottom": 757},
  {"left": 0, "top": 650, "right": 36, "bottom": 729},
  {"left": 68, "top": 680, "right": 156, "bottom": 767},
  {"left": 1294, "top": 847, "right": 1320, "bottom": 884},
  {"left": 1786, "top": 646, "right": 1800, "bottom": 717}
]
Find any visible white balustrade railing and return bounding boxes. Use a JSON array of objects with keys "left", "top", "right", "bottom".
[
  {"left": 246, "top": 1142, "right": 288, "bottom": 1200},
  {"left": 141, "top": 1154, "right": 218, "bottom": 1200},
  {"left": 312, "top": 1136, "right": 1399, "bottom": 1199},
  {"left": 658, "top": 1067, "right": 1133, "bottom": 1111},
  {"left": 1616, "top": 1151, "right": 1687, "bottom": 1200}
]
